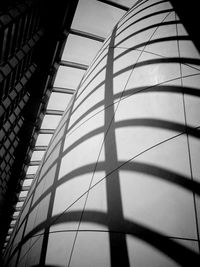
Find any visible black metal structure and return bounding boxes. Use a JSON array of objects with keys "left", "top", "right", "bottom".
[{"left": 0, "top": 0, "right": 78, "bottom": 260}]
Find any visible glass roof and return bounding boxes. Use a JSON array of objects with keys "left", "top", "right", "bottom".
[
  {"left": 22, "top": 179, "right": 33, "bottom": 187},
  {"left": 35, "top": 134, "right": 53, "bottom": 146},
  {"left": 53, "top": 66, "right": 85, "bottom": 89},
  {"left": 71, "top": 0, "right": 126, "bottom": 37},
  {"left": 30, "top": 150, "right": 45, "bottom": 161},
  {"left": 41, "top": 114, "right": 62, "bottom": 130},
  {"left": 46, "top": 92, "right": 72, "bottom": 111},
  {"left": 26, "top": 165, "right": 39, "bottom": 175},
  {"left": 61, "top": 34, "right": 102, "bottom": 65}
]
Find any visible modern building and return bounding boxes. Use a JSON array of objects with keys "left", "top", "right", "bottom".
[
  {"left": 0, "top": 0, "right": 79, "bottom": 258},
  {"left": 0, "top": 0, "right": 44, "bottom": 255},
  {"left": 1, "top": 0, "right": 200, "bottom": 266}
]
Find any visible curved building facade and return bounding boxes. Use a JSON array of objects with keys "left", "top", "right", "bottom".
[{"left": 3, "top": 0, "right": 200, "bottom": 266}]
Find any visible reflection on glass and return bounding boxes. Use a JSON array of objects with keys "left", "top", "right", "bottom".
[
  {"left": 62, "top": 34, "right": 102, "bottom": 65},
  {"left": 47, "top": 92, "right": 72, "bottom": 111},
  {"left": 71, "top": 0, "right": 125, "bottom": 37},
  {"left": 53, "top": 66, "right": 85, "bottom": 89}
]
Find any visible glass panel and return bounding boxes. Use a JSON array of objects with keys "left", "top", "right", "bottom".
[
  {"left": 35, "top": 134, "right": 52, "bottom": 146},
  {"left": 71, "top": 0, "right": 125, "bottom": 37},
  {"left": 13, "top": 211, "right": 20, "bottom": 217},
  {"left": 30, "top": 150, "right": 45, "bottom": 161},
  {"left": 62, "top": 34, "right": 102, "bottom": 65},
  {"left": 16, "top": 202, "right": 23, "bottom": 208},
  {"left": 22, "top": 179, "right": 33, "bottom": 187},
  {"left": 8, "top": 228, "right": 13, "bottom": 234},
  {"left": 47, "top": 92, "right": 73, "bottom": 111},
  {"left": 26, "top": 165, "right": 38, "bottom": 175},
  {"left": 53, "top": 66, "right": 85, "bottom": 89},
  {"left": 41, "top": 114, "right": 62, "bottom": 130},
  {"left": 47, "top": 92, "right": 72, "bottom": 111},
  {"left": 19, "top": 191, "right": 28, "bottom": 198}
]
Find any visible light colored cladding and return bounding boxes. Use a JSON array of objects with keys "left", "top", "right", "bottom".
[
  {"left": 5, "top": 1, "right": 200, "bottom": 266},
  {"left": 45, "top": 232, "right": 76, "bottom": 266}
]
